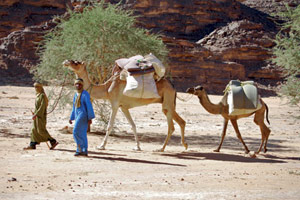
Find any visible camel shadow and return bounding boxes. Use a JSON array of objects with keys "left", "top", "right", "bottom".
[
  {"left": 90, "top": 130, "right": 296, "bottom": 155},
  {"left": 53, "top": 148, "right": 186, "bottom": 167},
  {"left": 161, "top": 152, "right": 286, "bottom": 163},
  {"left": 186, "top": 134, "right": 292, "bottom": 154},
  {"left": 259, "top": 154, "right": 300, "bottom": 161}
]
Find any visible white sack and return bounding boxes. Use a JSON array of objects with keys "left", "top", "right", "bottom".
[
  {"left": 123, "top": 73, "right": 160, "bottom": 98},
  {"left": 144, "top": 53, "right": 166, "bottom": 79}
]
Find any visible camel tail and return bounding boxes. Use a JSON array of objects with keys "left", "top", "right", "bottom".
[
  {"left": 174, "top": 92, "right": 177, "bottom": 107},
  {"left": 265, "top": 103, "right": 270, "bottom": 125}
]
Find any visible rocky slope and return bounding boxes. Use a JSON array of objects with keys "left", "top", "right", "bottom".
[
  {"left": 0, "top": 0, "right": 299, "bottom": 94},
  {"left": 0, "top": 0, "right": 70, "bottom": 85}
]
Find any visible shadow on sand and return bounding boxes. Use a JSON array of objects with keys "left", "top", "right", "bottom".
[
  {"left": 161, "top": 152, "right": 286, "bottom": 163},
  {"left": 53, "top": 148, "right": 186, "bottom": 167},
  {"left": 89, "top": 130, "right": 297, "bottom": 155}
]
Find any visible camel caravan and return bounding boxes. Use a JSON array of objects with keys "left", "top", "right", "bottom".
[{"left": 63, "top": 54, "right": 271, "bottom": 154}]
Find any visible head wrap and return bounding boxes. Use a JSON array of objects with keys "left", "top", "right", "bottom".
[
  {"left": 74, "top": 78, "right": 84, "bottom": 86},
  {"left": 34, "top": 82, "right": 43, "bottom": 87},
  {"left": 74, "top": 78, "right": 84, "bottom": 108},
  {"left": 33, "top": 82, "right": 48, "bottom": 108}
]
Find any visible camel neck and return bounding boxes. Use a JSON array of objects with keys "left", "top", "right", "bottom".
[
  {"left": 77, "top": 69, "right": 92, "bottom": 91},
  {"left": 198, "top": 92, "right": 221, "bottom": 114},
  {"left": 78, "top": 69, "right": 110, "bottom": 100}
]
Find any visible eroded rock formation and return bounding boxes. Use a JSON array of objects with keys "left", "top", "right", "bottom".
[{"left": 0, "top": 0, "right": 299, "bottom": 94}]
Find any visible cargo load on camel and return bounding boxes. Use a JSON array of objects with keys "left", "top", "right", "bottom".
[
  {"left": 224, "top": 80, "right": 262, "bottom": 116},
  {"left": 115, "top": 53, "right": 166, "bottom": 99}
]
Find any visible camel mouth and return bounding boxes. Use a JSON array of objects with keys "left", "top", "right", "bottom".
[
  {"left": 62, "top": 60, "right": 83, "bottom": 71},
  {"left": 186, "top": 87, "right": 194, "bottom": 94},
  {"left": 62, "top": 60, "right": 71, "bottom": 67}
]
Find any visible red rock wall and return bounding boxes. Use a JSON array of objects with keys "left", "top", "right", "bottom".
[
  {"left": 1, "top": 0, "right": 299, "bottom": 94},
  {"left": 0, "top": 0, "right": 70, "bottom": 85},
  {"left": 0, "top": 0, "right": 70, "bottom": 38},
  {"left": 123, "top": 0, "right": 288, "bottom": 94}
]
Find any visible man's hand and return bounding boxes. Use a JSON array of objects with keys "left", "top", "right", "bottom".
[
  {"left": 32, "top": 115, "right": 37, "bottom": 120},
  {"left": 88, "top": 120, "right": 92, "bottom": 125},
  {"left": 69, "top": 119, "right": 73, "bottom": 124}
]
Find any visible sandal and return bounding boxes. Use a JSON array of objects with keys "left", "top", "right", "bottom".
[
  {"left": 23, "top": 146, "right": 36, "bottom": 150},
  {"left": 50, "top": 141, "right": 59, "bottom": 150}
]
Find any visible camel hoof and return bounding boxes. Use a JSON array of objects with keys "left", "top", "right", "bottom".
[
  {"left": 153, "top": 148, "right": 164, "bottom": 152},
  {"left": 183, "top": 143, "right": 188, "bottom": 150},
  {"left": 264, "top": 148, "right": 268, "bottom": 153},
  {"left": 133, "top": 146, "right": 141, "bottom": 151},
  {"left": 245, "top": 150, "right": 250, "bottom": 154},
  {"left": 213, "top": 149, "right": 220, "bottom": 152},
  {"left": 250, "top": 153, "right": 257, "bottom": 158},
  {"left": 96, "top": 145, "right": 105, "bottom": 150}
]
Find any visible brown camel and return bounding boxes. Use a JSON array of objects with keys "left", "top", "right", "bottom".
[
  {"left": 63, "top": 60, "right": 187, "bottom": 152},
  {"left": 186, "top": 85, "right": 271, "bottom": 154}
]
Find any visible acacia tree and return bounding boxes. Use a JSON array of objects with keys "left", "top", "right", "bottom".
[
  {"left": 32, "top": 1, "right": 168, "bottom": 127},
  {"left": 272, "top": 4, "right": 300, "bottom": 105}
]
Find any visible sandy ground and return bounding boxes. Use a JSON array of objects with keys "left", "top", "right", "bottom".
[{"left": 0, "top": 85, "right": 300, "bottom": 200}]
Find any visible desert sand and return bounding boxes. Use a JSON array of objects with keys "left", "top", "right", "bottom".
[{"left": 0, "top": 85, "right": 299, "bottom": 200}]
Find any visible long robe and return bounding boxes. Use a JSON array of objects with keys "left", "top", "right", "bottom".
[
  {"left": 70, "top": 90, "right": 95, "bottom": 153},
  {"left": 31, "top": 93, "right": 53, "bottom": 143}
]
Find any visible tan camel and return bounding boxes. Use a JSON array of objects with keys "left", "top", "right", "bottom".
[
  {"left": 186, "top": 85, "right": 271, "bottom": 154},
  {"left": 63, "top": 60, "right": 187, "bottom": 152}
]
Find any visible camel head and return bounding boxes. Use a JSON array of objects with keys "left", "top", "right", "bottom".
[
  {"left": 63, "top": 60, "right": 86, "bottom": 75},
  {"left": 186, "top": 85, "right": 205, "bottom": 96}
]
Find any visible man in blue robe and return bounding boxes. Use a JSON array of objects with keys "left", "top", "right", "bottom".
[{"left": 69, "top": 78, "right": 95, "bottom": 156}]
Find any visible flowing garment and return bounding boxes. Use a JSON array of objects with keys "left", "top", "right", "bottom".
[
  {"left": 31, "top": 93, "right": 54, "bottom": 143},
  {"left": 70, "top": 90, "right": 95, "bottom": 154}
]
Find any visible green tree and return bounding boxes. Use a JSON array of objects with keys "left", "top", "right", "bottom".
[
  {"left": 32, "top": 1, "right": 168, "bottom": 128},
  {"left": 272, "top": 4, "right": 300, "bottom": 105}
]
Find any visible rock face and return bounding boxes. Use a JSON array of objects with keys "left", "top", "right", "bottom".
[
  {"left": 243, "top": 0, "right": 299, "bottom": 15},
  {"left": 120, "top": 0, "right": 289, "bottom": 94},
  {"left": 0, "top": 0, "right": 299, "bottom": 93},
  {"left": 0, "top": 0, "right": 70, "bottom": 85},
  {"left": 0, "top": 22, "right": 58, "bottom": 85},
  {"left": 0, "top": 0, "right": 70, "bottom": 38}
]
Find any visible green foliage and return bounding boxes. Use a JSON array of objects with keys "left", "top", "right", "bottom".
[
  {"left": 272, "top": 4, "right": 300, "bottom": 105},
  {"left": 33, "top": 1, "right": 168, "bottom": 83},
  {"left": 32, "top": 1, "right": 168, "bottom": 128}
]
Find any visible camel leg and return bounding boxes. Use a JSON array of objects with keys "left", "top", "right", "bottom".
[
  {"left": 230, "top": 119, "right": 250, "bottom": 154},
  {"left": 214, "top": 118, "right": 228, "bottom": 152},
  {"left": 97, "top": 107, "right": 118, "bottom": 150},
  {"left": 156, "top": 109, "right": 175, "bottom": 152},
  {"left": 264, "top": 129, "right": 271, "bottom": 153},
  {"left": 254, "top": 112, "right": 271, "bottom": 154},
  {"left": 172, "top": 111, "right": 188, "bottom": 150},
  {"left": 120, "top": 107, "right": 141, "bottom": 151}
]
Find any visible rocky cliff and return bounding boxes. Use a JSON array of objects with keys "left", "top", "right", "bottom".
[
  {"left": 0, "top": 0, "right": 70, "bottom": 84},
  {"left": 0, "top": 0, "right": 299, "bottom": 94}
]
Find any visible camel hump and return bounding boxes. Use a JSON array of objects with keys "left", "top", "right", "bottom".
[{"left": 226, "top": 80, "right": 260, "bottom": 115}]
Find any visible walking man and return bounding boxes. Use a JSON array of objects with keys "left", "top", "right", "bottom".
[
  {"left": 24, "top": 82, "right": 58, "bottom": 150},
  {"left": 69, "top": 78, "right": 95, "bottom": 156}
]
